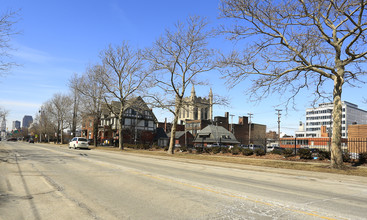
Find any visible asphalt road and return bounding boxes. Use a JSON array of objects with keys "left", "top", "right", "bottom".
[{"left": 1, "top": 141, "right": 367, "bottom": 220}]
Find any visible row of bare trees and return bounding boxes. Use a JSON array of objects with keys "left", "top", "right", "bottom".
[{"left": 33, "top": 17, "right": 215, "bottom": 151}]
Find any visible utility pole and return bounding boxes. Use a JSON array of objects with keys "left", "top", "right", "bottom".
[
  {"left": 248, "top": 113, "right": 253, "bottom": 145},
  {"left": 275, "top": 109, "right": 282, "bottom": 147}
]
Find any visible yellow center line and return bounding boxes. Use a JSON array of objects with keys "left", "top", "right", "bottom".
[{"left": 128, "top": 170, "right": 340, "bottom": 220}]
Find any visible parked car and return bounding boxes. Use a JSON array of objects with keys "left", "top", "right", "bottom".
[
  {"left": 239, "top": 144, "right": 249, "bottom": 149},
  {"left": 29, "top": 138, "right": 34, "bottom": 143},
  {"left": 69, "top": 137, "right": 89, "bottom": 149},
  {"left": 267, "top": 146, "right": 284, "bottom": 152},
  {"left": 207, "top": 143, "right": 226, "bottom": 148},
  {"left": 248, "top": 144, "right": 265, "bottom": 150},
  {"left": 7, "top": 138, "right": 17, "bottom": 142}
]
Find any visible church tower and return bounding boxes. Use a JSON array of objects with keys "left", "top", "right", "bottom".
[{"left": 177, "top": 86, "right": 213, "bottom": 124}]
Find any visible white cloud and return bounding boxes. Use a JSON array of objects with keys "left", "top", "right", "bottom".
[{"left": 11, "top": 45, "right": 55, "bottom": 63}]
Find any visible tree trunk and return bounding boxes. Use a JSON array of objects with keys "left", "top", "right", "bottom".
[
  {"left": 331, "top": 75, "right": 344, "bottom": 169},
  {"left": 61, "top": 121, "right": 64, "bottom": 144},
  {"left": 168, "top": 99, "right": 182, "bottom": 154},
  {"left": 119, "top": 114, "right": 124, "bottom": 150},
  {"left": 93, "top": 116, "right": 99, "bottom": 147}
]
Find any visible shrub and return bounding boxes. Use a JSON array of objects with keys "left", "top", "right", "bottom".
[
  {"left": 196, "top": 146, "right": 203, "bottom": 154},
  {"left": 298, "top": 148, "right": 313, "bottom": 160},
  {"left": 254, "top": 148, "right": 265, "bottom": 156},
  {"left": 154, "top": 145, "right": 161, "bottom": 150},
  {"left": 283, "top": 148, "right": 294, "bottom": 158},
  {"left": 318, "top": 151, "right": 331, "bottom": 160},
  {"left": 221, "top": 146, "right": 229, "bottom": 154},
  {"left": 342, "top": 151, "right": 351, "bottom": 163},
  {"left": 231, "top": 146, "right": 242, "bottom": 155},
  {"left": 359, "top": 152, "right": 367, "bottom": 164},
  {"left": 143, "top": 144, "right": 151, "bottom": 150},
  {"left": 271, "top": 149, "right": 283, "bottom": 155},
  {"left": 242, "top": 149, "right": 254, "bottom": 156},
  {"left": 343, "top": 151, "right": 351, "bottom": 162},
  {"left": 204, "top": 147, "right": 213, "bottom": 154},
  {"left": 163, "top": 146, "right": 169, "bottom": 151},
  {"left": 180, "top": 145, "right": 188, "bottom": 152},
  {"left": 212, "top": 146, "right": 221, "bottom": 154}
]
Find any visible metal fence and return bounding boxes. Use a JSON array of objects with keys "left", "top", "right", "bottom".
[{"left": 280, "top": 138, "right": 367, "bottom": 158}]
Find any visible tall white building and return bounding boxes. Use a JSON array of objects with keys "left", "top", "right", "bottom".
[{"left": 296, "top": 101, "right": 367, "bottom": 138}]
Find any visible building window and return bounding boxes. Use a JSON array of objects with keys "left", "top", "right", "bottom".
[{"left": 145, "top": 120, "right": 148, "bottom": 127}]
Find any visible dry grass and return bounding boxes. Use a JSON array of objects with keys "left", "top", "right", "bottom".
[{"left": 91, "top": 146, "right": 367, "bottom": 177}]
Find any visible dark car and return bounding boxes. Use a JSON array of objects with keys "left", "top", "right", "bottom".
[
  {"left": 7, "top": 138, "right": 17, "bottom": 141},
  {"left": 29, "top": 139, "right": 34, "bottom": 143}
]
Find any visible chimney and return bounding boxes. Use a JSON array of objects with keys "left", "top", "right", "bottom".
[{"left": 164, "top": 118, "right": 167, "bottom": 133}]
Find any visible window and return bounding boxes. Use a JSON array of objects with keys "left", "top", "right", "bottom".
[{"left": 145, "top": 120, "right": 149, "bottom": 127}]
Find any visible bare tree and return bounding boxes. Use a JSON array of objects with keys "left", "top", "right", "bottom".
[
  {"left": 99, "top": 42, "right": 149, "bottom": 150},
  {"left": 0, "top": 107, "right": 8, "bottom": 119},
  {"left": 0, "top": 10, "right": 18, "bottom": 77},
  {"left": 47, "top": 93, "right": 73, "bottom": 144},
  {"left": 145, "top": 16, "right": 216, "bottom": 154},
  {"left": 219, "top": 0, "right": 367, "bottom": 169},
  {"left": 37, "top": 103, "right": 57, "bottom": 143},
  {"left": 76, "top": 64, "right": 107, "bottom": 146},
  {"left": 42, "top": 101, "right": 60, "bottom": 142},
  {"left": 68, "top": 73, "right": 81, "bottom": 138}
]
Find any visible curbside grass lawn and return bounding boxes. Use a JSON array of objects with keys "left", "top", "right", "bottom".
[{"left": 90, "top": 146, "right": 367, "bottom": 177}]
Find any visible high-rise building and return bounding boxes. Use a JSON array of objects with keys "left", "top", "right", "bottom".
[
  {"left": 296, "top": 101, "right": 367, "bottom": 138},
  {"left": 12, "top": 120, "right": 21, "bottom": 130},
  {"left": 22, "top": 115, "right": 33, "bottom": 128}
]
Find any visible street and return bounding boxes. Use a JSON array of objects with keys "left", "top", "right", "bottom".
[{"left": 1, "top": 141, "right": 367, "bottom": 220}]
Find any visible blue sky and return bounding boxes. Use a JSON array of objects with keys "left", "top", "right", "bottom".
[{"left": 1, "top": 0, "right": 367, "bottom": 135}]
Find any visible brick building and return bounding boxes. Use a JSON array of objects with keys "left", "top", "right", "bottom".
[
  {"left": 213, "top": 112, "right": 266, "bottom": 146},
  {"left": 348, "top": 124, "right": 367, "bottom": 154}
]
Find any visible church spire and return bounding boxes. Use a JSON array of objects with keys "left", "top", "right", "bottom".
[{"left": 191, "top": 85, "right": 196, "bottom": 98}]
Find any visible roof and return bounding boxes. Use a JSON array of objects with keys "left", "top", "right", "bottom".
[
  {"left": 101, "top": 96, "right": 157, "bottom": 122},
  {"left": 194, "top": 125, "right": 239, "bottom": 144},
  {"left": 167, "top": 131, "right": 188, "bottom": 139},
  {"left": 154, "top": 127, "right": 168, "bottom": 141}
]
